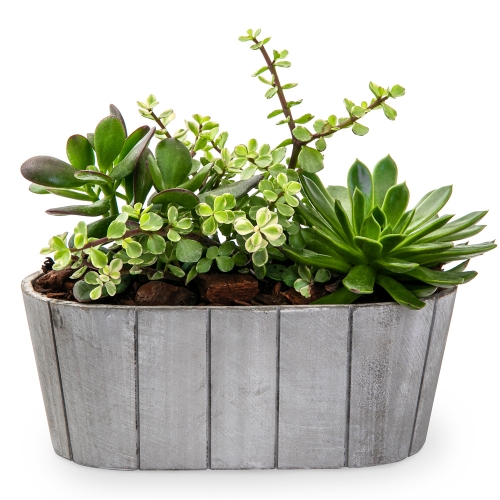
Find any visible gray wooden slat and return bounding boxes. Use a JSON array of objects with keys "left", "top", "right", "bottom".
[
  {"left": 51, "top": 303, "right": 137, "bottom": 470},
  {"left": 138, "top": 308, "right": 208, "bottom": 470},
  {"left": 410, "top": 289, "right": 456, "bottom": 455},
  {"left": 348, "top": 301, "right": 434, "bottom": 467},
  {"left": 22, "top": 273, "right": 71, "bottom": 460},
  {"left": 210, "top": 307, "right": 277, "bottom": 469},
  {"left": 278, "top": 306, "right": 350, "bottom": 469}
]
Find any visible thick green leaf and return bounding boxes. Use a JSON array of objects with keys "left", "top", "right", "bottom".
[
  {"left": 46, "top": 198, "right": 110, "bottom": 217},
  {"left": 295, "top": 201, "right": 334, "bottom": 237},
  {"left": 439, "top": 224, "right": 486, "bottom": 242},
  {"left": 405, "top": 284, "right": 438, "bottom": 298},
  {"left": 373, "top": 257, "right": 419, "bottom": 273},
  {"left": 352, "top": 188, "right": 365, "bottom": 235},
  {"left": 21, "top": 156, "right": 84, "bottom": 189},
  {"left": 66, "top": 135, "right": 95, "bottom": 170},
  {"left": 73, "top": 275, "right": 131, "bottom": 303},
  {"left": 391, "top": 242, "right": 454, "bottom": 259},
  {"left": 381, "top": 182, "right": 409, "bottom": 228},
  {"left": 29, "top": 183, "right": 49, "bottom": 194},
  {"left": 117, "top": 126, "right": 150, "bottom": 163},
  {"left": 147, "top": 152, "right": 165, "bottom": 192},
  {"left": 405, "top": 267, "right": 475, "bottom": 287},
  {"left": 398, "top": 214, "right": 454, "bottom": 247},
  {"left": 394, "top": 209, "right": 415, "bottom": 234},
  {"left": 46, "top": 188, "right": 94, "bottom": 201},
  {"left": 94, "top": 116, "right": 126, "bottom": 170},
  {"left": 281, "top": 246, "right": 352, "bottom": 274},
  {"left": 326, "top": 186, "right": 351, "bottom": 220},
  {"left": 373, "top": 155, "right": 398, "bottom": 207},
  {"left": 418, "top": 211, "right": 488, "bottom": 243},
  {"left": 109, "top": 104, "right": 127, "bottom": 136},
  {"left": 380, "top": 234, "right": 406, "bottom": 255},
  {"left": 110, "top": 127, "right": 155, "bottom": 181},
  {"left": 375, "top": 274, "right": 426, "bottom": 310},
  {"left": 74, "top": 170, "right": 113, "bottom": 186},
  {"left": 133, "top": 153, "right": 153, "bottom": 205},
  {"left": 298, "top": 146, "right": 324, "bottom": 173},
  {"left": 354, "top": 236, "right": 383, "bottom": 262},
  {"left": 447, "top": 260, "right": 469, "bottom": 273},
  {"left": 156, "top": 138, "right": 192, "bottom": 188},
  {"left": 409, "top": 241, "right": 496, "bottom": 266},
  {"left": 151, "top": 188, "right": 199, "bottom": 209},
  {"left": 343, "top": 264, "right": 376, "bottom": 294},
  {"left": 178, "top": 162, "right": 212, "bottom": 192},
  {"left": 334, "top": 200, "right": 356, "bottom": 244},
  {"left": 347, "top": 159, "right": 372, "bottom": 212},
  {"left": 408, "top": 185, "right": 453, "bottom": 230},
  {"left": 176, "top": 238, "right": 203, "bottom": 262},
  {"left": 360, "top": 214, "right": 381, "bottom": 241},
  {"left": 371, "top": 206, "right": 387, "bottom": 229},
  {"left": 311, "top": 286, "right": 360, "bottom": 305},
  {"left": 198, "top": 175, "right": 263, "bottom": 202},
  {"left": 313, "top": 228, "right": 366, "bottom": 264}
]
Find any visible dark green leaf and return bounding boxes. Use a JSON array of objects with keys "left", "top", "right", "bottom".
[
  {"left": 343, "top": 264, "right": 376, "bottom": 294},
  {"left": 156, "top": 138, "right": 195, "bottom": 188},
  {"left": 298, "top": 146, "right": 324, "bottom": 173},
  {"left": 117, "top": 126, "right": 150, "bottom": 163},
  {"left": 133, "top": 153, "right": 154, "bottom": 205},
  {"left": 46, "top": 188, "right": 94, "bottom": 201},
  {"left": 418, "top": 211, "right": 488, "bottom": 243},
  {"left": 21, "top": 156, "right": 84, "bottom": 189},
  {"left": 354, "top": 236, "right": 383, "bottom": 262},
  {"left": 312, "top": 286, "right": 360, "bottom": 305},
  {"left": 313, "top": 228, "right": 366, "bottom": 264},
  {"left": 439, "top": 224, "right": 486, "bottom": 242},
  {"left": 360, "top": 214, "right": 381, "bottom": 241},
  {"left": 110, "top": 127, "right": 155, "bottom": 181},
  {"left": 351, "top": 188, "right": 365, "bottom": 235},
  {"left": 198, "top": 175, "right": 263, "bottom": 202},
  {"left": 408, "top": 241, "right": 496, "bottom": 266},
  {"left": 216, "top": 256, "right": 234, "bottom": 272},
  {"left": 94, "top": 116, "right": 126, "bottom": 170},
  {"left": 373, "top": 155, "right": 398, "bottom": 207},
  {"left": 74, "top": 170, "right": 113, "bottom": 186},
  {"left": 391, "top": 242, "right": 454, "bottom": 260},
  {"left": 151, "top": 188, "right": 199, "bottom": 209},
  {"left": 381, "top": 182, "right": 410, "bottom": 228},
  {"left": 399, "top": 214, "right": 455, "bottom": 247},
  {"left": 66, "top": 135, "right": 95, "bottom": 170},
  {"left": 394, "top": 209, "right": 415, "bottom": 234},
  {"left": 46, "top": 198, "right": 110, "bottom": 217},
  {"left": 347, "top": 159, "right": 372, "bottom": 212},
  {"left": 147, "top": 152, "right": 165, "bottom": 192},
  {"left": 380, "top": 234, "right": 407, "bottom": 255},
  {"left": 405, "top": 284, "right": 438, "bottom": 298},
  {"left": 409, "top": 186, "right": 453, "bottom": 230},
  {"left": 373, "top": 257, "right": 418, "bottom": 273},
  {"left": 405, "top": 267, "right": 475, "bottom": 287},
  {"left": 334, "top": 200, "right": 356, "bottom": 244},
  {"left": 326, "top": 186, "right": 351, "bottom": 219},
  {"left": 281, "top": 246, "right": 352, "bottom": 275},
  {"left": 375, "top": 274, "right": 425, "bottom": 309},
  {"left": 109, "top": 104, "right": 127, "bottom": 135}
]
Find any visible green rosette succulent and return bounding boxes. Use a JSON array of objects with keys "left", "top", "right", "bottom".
[{"left": 285, "top": 156, "right": 496, "bottom": 309}]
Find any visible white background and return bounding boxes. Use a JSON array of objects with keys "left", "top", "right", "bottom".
[{"left": 1, "top": 1, "right": 499, "bottom": 499}]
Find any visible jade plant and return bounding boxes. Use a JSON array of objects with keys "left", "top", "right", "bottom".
[{"left": 21, "top": 29, "right": 495, "bottom": 308}]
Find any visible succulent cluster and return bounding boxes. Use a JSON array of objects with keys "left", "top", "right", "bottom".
[{"left": 21, "top": 29, "right": 495, "bottom": 308}]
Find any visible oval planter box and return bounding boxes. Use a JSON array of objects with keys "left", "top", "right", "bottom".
[{"left": 22, "top": 271, "right": 456, "bottom": 470}]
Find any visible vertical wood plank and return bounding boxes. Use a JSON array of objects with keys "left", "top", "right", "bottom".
[
  {"left": 278, "top": 306, "right": 350, "bottom": 469},
  {"left": 410, "top": 289, "right": 456, "bottom": 455},
  {"left": 210, "top": 307, "right": 277, "bottom": 469},
  {"left": 138, "top": 308, "right": 208, "bottom": 470},
  {"left": 22, "top": 274, "right": 71, "bottom": 460},
  {"left": 348, "top": 301, "right": 434, "bottom": 467},
  {"left": 51, "top": 303, "right": 137, "bottom": 470}
]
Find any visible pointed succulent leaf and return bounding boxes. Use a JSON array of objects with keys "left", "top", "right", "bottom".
[
  {"left": 408, "top": 241, "right": 496, "bottom": 266},
  {"left": 398, "top": 214, "right": 454, "bottom": 247},
  {"left": 418, "top": 211, "right": 488, "bottom": 243},
  {"left": 360, "top": 214, "right": 381, "bottom": 241},
  {"left": 66, "top": 135, "right": 95, "bottom": 170},
  {"left": 21, "top": 156, "right": 85, "bottom": 189},
  {"left": 46, "top": 198, "right": 110, "bottom": 217},
  {"left": 438, "top": 224, "right": 486, "bottom": 242},
  {"left": 334, "top": 200, "right": 356, "bottom": 244},
  {"left": 155, "top": 138, "right": 193, "bottom": 188},
  {"left": 405, "top": 267, "right": 474, "bottom": 287},
  {"left": 381, "top": 182, "right": 410, "bottom": 228},
  {"left": 373, "top": 257, "right": 419, "bottom": 273},
  {"left": 352, "top": 188, "right": 365, "bottom": 235},
  {"left": 311, "top": 286, "right": 359, "bottom": 305},
  {"left": 409, "top": 186, "right": 453, "bottom": 230},
  {"left": 391, "top": 242, "right": 454, "bottom": 259},
  {"left": 110, "top": 127, "right": 155, "bottom": 181},
  {"left": 151, "top": 188, "right": 200, "bottom": 209},
  {"left": 405, "top": 284, "right": 438, "bottom": 298},
  {"left": 342, "top": 264, "right": 376, "bottom": 294},
  {"left": 94, "top": 116, "right": 126, "bottom": 170},
  {"left": 373, "top": 155, "right": 398, "bottom": 207},
  {"left": 326, "top": 186, "right": 352, "bottom": 220},
  {"left": 348, "top": 159, "right": 372, "bottom": 212},
  {"left": 281, "top": 246, "right": 352, "bottom": 274},
  {"left": 376, "top": 274, "right": 426, "bottom": 310},
  {"left": 379, "top": 234, "right": 408, "bottom": 255},
  {"left": 354, "top": 236, "right": 383, "bottom": 262},
  {"left": 394, "top": 209, "right": 415, "bottom": 234}
]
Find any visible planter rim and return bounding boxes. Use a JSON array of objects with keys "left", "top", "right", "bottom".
[{"left": 22, "top": 270, "right": 456, "bottom": 310}]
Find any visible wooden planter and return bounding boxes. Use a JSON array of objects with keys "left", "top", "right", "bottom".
[{"left": 22, "top": 271, "right": 456, "bottom": 470}]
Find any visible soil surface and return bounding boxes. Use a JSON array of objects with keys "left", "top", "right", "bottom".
[{"left": 33, "top": 259, "right": 396, "bottom": 307}]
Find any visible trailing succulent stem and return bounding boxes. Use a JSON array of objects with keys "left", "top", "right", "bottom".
[{"left": 21, "top": 29, "right": 495, "bottom": 307}]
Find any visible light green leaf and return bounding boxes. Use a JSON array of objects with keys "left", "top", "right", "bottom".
[
  {"left": 298, "top": 146, "right": 324, "bottom": 173},
  {"left": 66, "top": 135, "right": 95, "bottom": 170},
  {"left": 348, "top": 159, "right": 373, "bottom": 213},
  {"left": 94, "top": 116, "right": 126, "bottom": 170},
  {"left": 89, "top": 248, "right": 108, "bottom": 268},
  {"left": 176, "top": 238, "right": 203, "bottom": 262},
  {"left": 376, "top": 274, "right": 425, "bottom": 310},
  {"left": 107, "top": 220, "right": 127, "bottom": 239},
  {"left": 373, "top": 155, "right": 398, "bottom": 208},
  {"left": 292, "top": 126, "right": 312, "bottom": 142},
  {"left": 382, "top": 103, "right": 397, "bottom": 120},
  {"left": 343, "top": 264, "right": 376, "bottom": 294},
  {"left": 352, "top": 123, "right": 369, "bottom": 136},
  {"left": 140, "top": 212, "right": 164, "bottom": 231},
  {"left": 409, "top": 186, "right": 453, "bottom": 230},
  {"left": 155, "top": 138, "right": 192, "bottom": 188},
  {"left": 148, "top": 234, "right": 166, "bottom": 254}
]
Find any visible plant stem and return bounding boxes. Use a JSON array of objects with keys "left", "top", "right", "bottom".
[{"left": 150, "top": 111, "right": 172, "bottom": 139}]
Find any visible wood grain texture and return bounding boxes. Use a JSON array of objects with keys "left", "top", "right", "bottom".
[
  {"left": 410, "top": 288, "right": 456, "bottom": 455},
  {"left": 348, "top": 301, "right": 434, "bottom": 467},
  {"left": 22, "top": 273, "right": 71, "bottom": 460},
  {"left": 210, "top": 308, "right": 277, "bottom": 469},
  {"left": 138, "top": 308, "right": 208, "bottom": 470},
  {"left": 51, "top": 303, "right": 137, "bottom": 470},
  {"left": 278, "top": 306, "right": 350, "bottom": 469}
]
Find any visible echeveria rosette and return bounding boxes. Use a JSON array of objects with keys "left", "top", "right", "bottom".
[
  {"left": 293, "top": 156, "right": 496, "bottom": 309},
  {"left": 234, "top": 207, "right": 285, "bottom": 266}
]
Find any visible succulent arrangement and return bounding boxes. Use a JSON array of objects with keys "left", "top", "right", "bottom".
[{"left": 21, "top": 29, "right": 495, "bottom": 308}]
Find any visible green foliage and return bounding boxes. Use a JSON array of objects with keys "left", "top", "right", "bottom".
[{"left": 21, "top": 30, "right": 495, "bottom": 306}]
